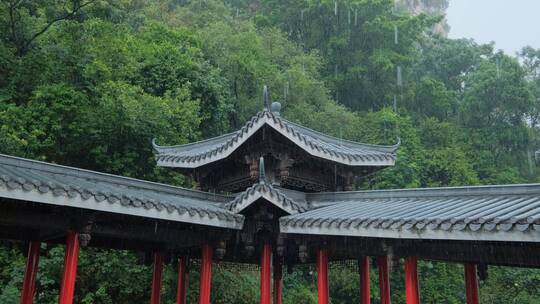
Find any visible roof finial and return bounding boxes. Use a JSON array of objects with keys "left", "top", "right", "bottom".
[
  {"left": 259, "top": 156, "right": 266, "bottom": 183},
  {"left": 271, "top": 101, "right": 281, "bottom": 116},
  {"left": 263, "top": 85, "right": 269, "bottom": 110}
]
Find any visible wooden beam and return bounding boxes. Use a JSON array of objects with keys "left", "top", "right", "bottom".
[
  {"left": 0, "top": 203, "right": 230, "bottom": 252},
  {"left": 298, "top": 236, "right": 540, "bottom": 268}
]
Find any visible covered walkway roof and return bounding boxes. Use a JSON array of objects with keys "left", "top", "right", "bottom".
[
  {"left": 0, "top": 154, "right": 243, "bottom": 229},
  {"left": 282, "top": 184, "right": 540, "bottom": 242},
  {"left": 1, "top": 154, "right": 539, "bottom": 244}
]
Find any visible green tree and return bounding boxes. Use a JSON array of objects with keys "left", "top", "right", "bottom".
[
  {"left": 460, "top": 53, "right": 534, "bottom": 181},
  {"left": 413, "top": 37, "right": 492, "bottom": 92},
  {"left": 1, "top": 0, "right": 540, "bottom": 303},
  {"left": 243, "top": 0, "right": 436, "bottom": 111}
]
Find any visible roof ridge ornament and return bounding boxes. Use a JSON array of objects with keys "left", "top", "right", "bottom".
[
  {"left": 259, "top": 156, "right": 266, "bottom": 183},
  {"left": 271, "top": 101, "right": 281, "bottom": 117},
  {"left": 262, "top": 85, "right": 269, "bottom": 110}
]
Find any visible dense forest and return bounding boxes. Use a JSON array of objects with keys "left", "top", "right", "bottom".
[{"left": 1, "top": 0, "right": 540, "bottom": 303}]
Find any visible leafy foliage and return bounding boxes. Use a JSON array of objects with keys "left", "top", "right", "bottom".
[{"left": 1, "top": 0, "right": 540, "bottom": 303}]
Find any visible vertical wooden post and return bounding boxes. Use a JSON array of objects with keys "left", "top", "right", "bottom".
[
  {"left": 176, "top": 256, "right": 188, "bottom": 304},
  {"left": 405, "top": 257, "right": 420, "bottom": 304},
  {"left": 59, "top": 231, "right": 80, "bottom": 304},
  {"left": 198, "top": 245, "right": 213, "bottom": 304},
  {"left": 150, "top": 252, "right": 164, "bottom": 304},
  {"left": 377, "top": 256, "right": 391, "bottom": 304},
  {"left": 273, "top": 261, "right": 282, "bottom": 304},
  {"left": 260, "top": 244, "right": 272, "bottom": 304},
  {"left": 359, "top": 256, "right": 370, "bottom": 304},
  {"left": 20, "top": 241, "right": 40, "bottom": 304},
  {"left": 317, "top": 249, "right": 329, "bottom": 304},
  {"left": 465, "top": 263, "right": 479, "bottom": 304}
]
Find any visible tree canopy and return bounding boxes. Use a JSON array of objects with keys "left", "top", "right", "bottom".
[{"left": 1, "top": 0, "right": 540, "bottom": 303}]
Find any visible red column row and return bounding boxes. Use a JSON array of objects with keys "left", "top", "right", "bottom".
[
  {"left": 152, "top": 248, "right": 210, "bottom": 304},
  {"left": 367, "top": 257, "right": 480, "bottom": 304},
  {"left": 18, "top": 238, "right": 482, "bottom": 304},
  {"left": 150, "top": 252, "right": 192, "bottom": 304},
  {"left": 17, "top": 233, "right": 193, "bottom": 304},
  {"left": 196, "top": 244, "right": 283, "bottom": 304}
]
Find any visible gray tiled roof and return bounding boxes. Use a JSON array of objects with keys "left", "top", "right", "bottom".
[
  {"left": 226, "top": 181, "right": 307, "bottom": 215},
  {"left": 0, "top": 154, "right": 243, "bottom": 229},
  {"left": 153, "top": 111, "right": 399, "bottom": 168},
  {"left": 281, "top": 184, "right": 540, "bottom": 242},
  {"left": 4, "top": 154, "right": 539, "bottom": 243}
]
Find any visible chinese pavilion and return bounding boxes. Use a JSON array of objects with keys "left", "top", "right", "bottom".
[{"left": 1, "top": 87, "right": 539, "bottom": 304}]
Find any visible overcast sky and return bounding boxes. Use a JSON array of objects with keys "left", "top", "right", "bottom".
[{"left": 446, "top": 0, "right": 540, "bottom": 56}]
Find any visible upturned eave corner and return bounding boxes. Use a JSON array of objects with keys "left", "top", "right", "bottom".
[{"left": 152, "top": 110, "right": 399, "bottom": 169}]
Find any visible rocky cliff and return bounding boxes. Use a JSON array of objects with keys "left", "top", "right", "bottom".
[{"left": 396, "top": 0, "right": 449, "bottom": 36}]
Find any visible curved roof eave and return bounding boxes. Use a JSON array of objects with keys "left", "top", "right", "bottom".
[
  {"left": 225, "top": 182, "right": 307, "bottom": 215},
  {"left": 153, "top": 111, "right": 399, "bottom": 168},
  {"left": 280, "top": 183, "right": 540, "bottom": 242},
  {"left": 0, "top": 154, "right": 244, "bottom": 230}
]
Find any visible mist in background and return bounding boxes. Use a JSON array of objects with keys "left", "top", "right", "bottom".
[{"left": 446, "top": 0, "right": 540, "bottom": 55}]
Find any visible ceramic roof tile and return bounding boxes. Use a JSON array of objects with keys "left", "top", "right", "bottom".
[
  {"left": 0, "top": 154, "right": 243, "bottom": 229},
  {"left": 153, "top": 111, "right": 398, "bottom": 168},
  {"left": 281, "top": 184, "right": 540, "bottom": 242},
  {"left": 226, "top": 182, "right": 307, "bottom": 215},
  {"left": 225, "top": 157, "right": 307, "bottom": 214}
]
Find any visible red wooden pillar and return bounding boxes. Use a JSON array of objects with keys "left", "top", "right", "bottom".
[
  {"left": 59, "top": 231, "right": 80, "bottom": 304},
  {"left": 176, "top": 256, "right": 188, "bottom": 304},
  {"left": 377, "top": 256, "right": 391, "bottom": 304},
  {"left": 317, "top": 249, "right": 329, "bottom": 304},
  {"left": 273, "top": 261, "right": 282, "bottom": 304},
  {"left": 260, "top": 244, "right": 272, "bottom": 304},
  {"left": 359, "top": 256, "right": 370, "bottom": 304},
  {"left": 405, "top": 257, "right": 420, "bottom": 304},
  {"left": 150, "top": 252, "right": 164, "bottom": 304},
  {"left": 20, "top": 241, "right": 40, "bottom": 304},
  {"left": 464, "top": 263, "right": 479, "bottom": 304},
  {"left": 198, "top": 245, "right": 213, "bottom": 304}
]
